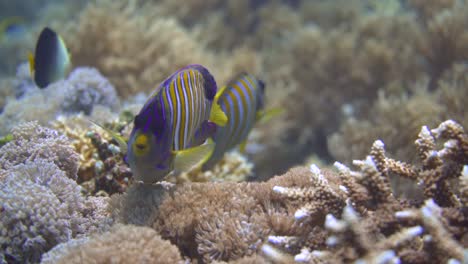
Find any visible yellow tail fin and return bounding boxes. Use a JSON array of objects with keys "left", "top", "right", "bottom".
[{"left": 28, "top": 52, "right": 35, "bottom": 77}]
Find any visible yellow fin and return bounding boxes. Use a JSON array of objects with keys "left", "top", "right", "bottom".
[
  {"left": 88, "top": 119, "right": 128, "bottom": 154},
  {"left": 239, "top": 140, "right": 247, "bottom": 153},
  {"left": 209, "top": 102, "right": 228, "bottom": 127},
  {"left": 173, "top": 138, "right": 215, "bottom": 173},
  {"left": 209, "top": 86, "right": 228, "bottom": 126},
  {"left": 214, "top": 85, "right": 228, "bottom": 102},
  {"left": 256, "top": 107, "right": 284, "bottom": 124},
  {"left": 28, "top": 51, "right": 35, "bottom": 77}
]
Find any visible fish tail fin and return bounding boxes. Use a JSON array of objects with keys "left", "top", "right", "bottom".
[
  {"left": 28, "top": 51, "right": 35, "bottom": 77},
  {"left": 173, "top": 137, "right": 215, "bottom": 173},
  {"left": 256, "top": 107, "right": 284, "bottom": 124},
  {"left": 209, "top": 86, "right": 228, "bottom": 126}
]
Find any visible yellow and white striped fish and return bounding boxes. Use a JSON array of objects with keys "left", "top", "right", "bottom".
[
  {"left": 126, "top": 64, "right": 227, "bottom": 184},
  {"left": 201, "top": 73, "right": 268, "bottom": 171}
]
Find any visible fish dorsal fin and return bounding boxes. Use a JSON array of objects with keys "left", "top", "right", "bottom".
[
  {"left": 28, "top": 51, "right": 35, "bottom": 77},
  {"left": 209, "top": 85, "right": 228, "bottom": 126},
  {"left": 88, "top": 119, "right": 128, "bottom": 154},
  {"left": 256, "top": 107, "right": 284, "bottom": 124},
  {"left": 173, "top": 138, "right": 215, "bottom": 173}
]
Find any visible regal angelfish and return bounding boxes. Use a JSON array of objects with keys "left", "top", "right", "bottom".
[
  {"left": 202, "top": 73, "right": 268, "bottom": 170},
  {"left": 126, "top": 64, "right": 227, "bottom": 184}
]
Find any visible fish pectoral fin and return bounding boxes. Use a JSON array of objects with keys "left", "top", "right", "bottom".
[
  {"left": 209, "top": 85, "right": 228, "bottom": 126},
  {"left": 28, "top": 51, "right": 35, "bottom": 77},
  {"left": 88, "top": 119, "right": 128, "bottom": 154},
  {"left": 256, "top": 107, "right": 284, "bottom": 124},
  {"left": 209, "top": 102, "right": 228, "bottom": 127},
  {"left": 239, "top": 140, "right": 248, "bottom": 153},
  {"left": 173, "top": 138, "right": 215, "bottom": 173}
]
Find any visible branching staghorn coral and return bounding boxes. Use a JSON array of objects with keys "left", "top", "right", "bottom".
[
  {"left": 395, "top": 199, "right": 465, "bottom": 263},
  {"left": 272, "top": 165, "right": 346, "bottom": 224},
  {"left": 328, "top": 87, "right": 445, "bottom": 166},
  {"left": 366, "top": 120, "right": 467, "bottom": 206},
  {"left": 415, "top": 0, "right": 468, "bottom": 91},
  {"left": 262, "top": 120, "right": 467, "bottom": 264},
  {"left": 140, "top": 166, "right": 348, "bottom": 263},
  {"left": 253, "top": 10, "right": 426, "bottom": 179},
  {"left": 437, "top": 63, "right": 468, "bottom": 127}
]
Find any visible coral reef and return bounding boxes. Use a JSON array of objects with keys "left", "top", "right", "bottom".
[
  {"left": 262, "top": 120, "right": 467, "bottom": 264},
  {"left": 0, "top": 121, "right": 79, "bottom": 179},
  {"left": 0, "top": 122, "right": 111, "bottom": 263},
  {"left": 328, "top": 62, "right": 468, "bottom": 166},
  {"left": 109, "top": 120, "right": 468, "bottom": 263},
  {"left": 41, "top": 224, "right": 183, "bottom": 264},
  {"left": 61, "top": 0, "right": 261, "bottom": 98},
  {"left": 51, "top": 111, "right": 132, "bottom": 196},
  {"left": 172, "top": 151, "right": 253, "bottom": 183},
  {"left": 1, "top": 0, "right": 468, "bottom": 263},
  {"left": 0, "top": 66, "right": 120, "bottom": 135}
]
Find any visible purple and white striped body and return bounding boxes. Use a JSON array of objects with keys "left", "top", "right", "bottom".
[
  {"left": 202, "top": 73, "right": 265, "bottom": 170},
  {"left": 127, "top": 64, "right": 218, "bottom": 183}
]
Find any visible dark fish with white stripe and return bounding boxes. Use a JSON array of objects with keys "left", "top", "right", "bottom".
[
  {"left": 126, "top": 64, "right": 227, "bottom": 184},
  {"left": 28, "top": 27, "right": 71, "bottom": 88},
  {"left": 202, "top": 73, "right": 280, "bottom": 170}
]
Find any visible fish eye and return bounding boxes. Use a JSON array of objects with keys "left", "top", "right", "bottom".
[
  {"left": 132, "top": 133, "right": 150, "bottom": 156},
  {"left": 135, "top": 143, "right": 146, "bottom": 150}
]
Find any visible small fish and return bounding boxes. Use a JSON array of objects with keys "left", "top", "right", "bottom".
[
  {"left": 0, "top": 17, "right": 25, "bottom": 42},
  {"left": 126, "top": 64, "right": 227, "bottom": 184},
  {"left": 28, "top": 27, "right": 71, "bottom": 88},
  {"left": 201, "top": 73, "right": 281, "bottom": 170}
]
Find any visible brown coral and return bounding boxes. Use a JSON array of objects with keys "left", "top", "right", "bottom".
[
  {"left": 41, "top": 224, "right": 183, "bottom": 264},
  {"left": 65, "top": 0, "right": 210, "bottom": 97}
]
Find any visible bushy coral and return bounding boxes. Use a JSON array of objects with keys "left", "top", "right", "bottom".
[
  {"left": 0, "top": 122, "right": 111, "bottom": 263},
  {"left": 0, "top": 121, "right": 79, "bottom": 179},
  {"left": 41, "top": 224, "right": 183, "bottom": 264},
  {"left": 0, "top": 161, "right": 76, "bottom": 263},
  {"left": 145, "top": 166, "right": 350, "bottom": 262},
  {"left": 61, "top": 67, "right": 119, "bottom": 115},
  {"left": 64, "top": 0, "right": 209, "bottom": 97},
  {"left": 0, "top": 159, "right": 110, "bottom": 263},
  {"left": 328, "top": 61, "right": 468, "bottom": 166},
  {"left": 328, "top": 88, "right": 444, "bottom": 165},
  {"left": 0, "top": 67, "right": 120, "bottom": 134}
]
